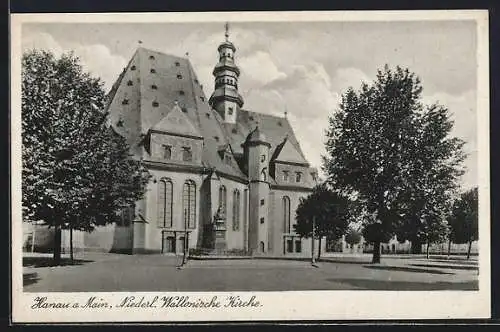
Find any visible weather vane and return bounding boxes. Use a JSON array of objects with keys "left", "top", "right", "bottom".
[{"left": 225, "top": 22, "right": 230, "bottom": 41}]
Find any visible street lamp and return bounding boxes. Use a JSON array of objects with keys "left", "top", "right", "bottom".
[
  {"left": 311, "top": 172, "right": 319, "bottom": 267},
  {"left": 182, "top": 208, "right": 188, "bottom": 266}
]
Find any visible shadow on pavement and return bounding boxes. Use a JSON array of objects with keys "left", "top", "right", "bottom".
[
  {"left": 425, "top": 259, "right": 478, "bottom": 265},
  {"left": 320, "top": 258, "right": 371, "bottom": 265},
  {"left": 23, "top": 272, "right": 39, "bottom": 286},
  {"left": 328, "top": 278, "right": 479, "bottom": 290},
  {"left": 363, "top": 265, "right": 454, "bottom": 275},
  {"left": 410, "top": 263, "right": 478, "bottom": 271},
  {"left": 23, "top": 256, "right": 94, "bottom": 268}
]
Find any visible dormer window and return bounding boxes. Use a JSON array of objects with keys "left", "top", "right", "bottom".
[
  {"left": 295, "top": 172, "right": 302, "bottom": 183},
  {"left": 163, "top": 145, "right": 172, "bottom": 160},
  {"left": 224, "top": 154, "right": 232, "bottom": 164},
  {"left": 283, "top": 171, "right": 289, "bottom": 182},
  {"left": 182, "top": 147, "right": 192, "bottom": 162}
]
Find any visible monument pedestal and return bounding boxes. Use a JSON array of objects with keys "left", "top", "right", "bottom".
[{"left": 213, "top": 220, "right": 226, "bottom": 250}]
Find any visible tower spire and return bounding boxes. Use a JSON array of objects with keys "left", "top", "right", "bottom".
[
  {"left": 225, "top": 22, "right": 230, "bottom": 41},
  {"left": 209, "top": 23, "right": 244, "bottom": 124}
]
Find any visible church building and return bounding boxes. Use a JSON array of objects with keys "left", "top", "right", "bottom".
[{"left": 45, "top": 25, "right": 321, "bottom": 257}]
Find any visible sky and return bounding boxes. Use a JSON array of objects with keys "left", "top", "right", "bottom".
[{"left": 21, "top": 20, "right": 478, "bottom": 190}]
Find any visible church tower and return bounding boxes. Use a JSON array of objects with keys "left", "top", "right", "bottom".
[
  {"left": 209, "top": 23, "right": 244, "bottom": 124},
  {"left": 243, "top": 127, "right": 270, "bottom": 253}
]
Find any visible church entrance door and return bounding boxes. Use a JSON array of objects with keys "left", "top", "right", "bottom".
[{"left": 162, "top": 232, "right": 176, "bottom": 254}]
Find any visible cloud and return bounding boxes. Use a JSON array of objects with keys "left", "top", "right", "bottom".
[
  {"left": 73, "top": 44, "right": 127, "bottom": 92},
  {"left": 333, "top": 67, "right": 372, "bottom": 93},
  {"left": 238, "top": 51, "right": 286, "bottom": 86},
  {"left": 21, "top": 31, "right": 127, "bottom": 92},
  {"left": 243, "top": 63, "right": 365, "bottom": 178},
  {"left": 22, "top": 31, "right": 64, "bottom": 57}
]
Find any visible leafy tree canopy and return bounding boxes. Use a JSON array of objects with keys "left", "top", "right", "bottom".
[
  {"left": 294, "top": 182, "right": 351, "bottom": 241},
  {"left": 344, "top": 227, "right": 362, "bottom": 245},
  {"left": 449, "top": 187, "right": 478, "bottom": 244},
  {"left": 22, "top": 50, "right": 150, "bottom": 232},
  {"left": 323, "top": 65, "right": 465, "bottom": 261}
]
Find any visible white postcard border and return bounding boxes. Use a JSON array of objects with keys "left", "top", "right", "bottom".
[{"left": 10, "top": 10, "right": 491, "bottom": 323}]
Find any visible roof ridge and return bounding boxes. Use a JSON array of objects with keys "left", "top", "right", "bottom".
[
  {"left": 136, "top": 48, "right": 144, "bottom": 136},
  {"left": 105, "top": 48, "right": 139, "bottom": 108},
  {"left": 137, "top": 46, "right": 187, "bottom": 61},
  {"left": 185, "top": 58, "right": 203, "bottom": 131}
]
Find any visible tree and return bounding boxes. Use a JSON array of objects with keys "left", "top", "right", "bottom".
[
  {"left": 449, "top": 187, "right": 478, "bottom": 259},
  {"left": 323, "top": 65, "right": 465, "bottom": 263},
  {"left": 22, "top": 50, "right": 150, "bottom": 265},
  {"left": 294, "top": 183, "right": 351, "bottom": 261},
  {"left": 421, "top": 215, "right": 449, "bottom": 259},
  {"left": 393, "top": 102, "right": 465, "bottom": 254},
  {"left": 344, "top": 227, "right": 362, "bottom": 252}
]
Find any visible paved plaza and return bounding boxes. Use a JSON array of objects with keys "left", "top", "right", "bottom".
[{"left": 22, "top": 252, "right": 479, "bottom": 292}]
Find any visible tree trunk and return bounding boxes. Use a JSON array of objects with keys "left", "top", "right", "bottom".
[
  {"left": 311, "top": 217, "right": 316, "bottom": 264},
  {"left": 411, "top": 239, "right": 422, "bottom": 254},
  {"left": 372, "top": 241, "right": 381, "bottom": 263},
  {"left": 426, "top": 239, "right": 430, "bottom": 259},
  {"left": 53, "top": 223, "right": 62, "bottom": 265},
  {"left": 447, "top": 238, "right": 452, "bottom": 257},
  {"left": 70, "top": 225, "right": 74, "bottom": 263},
  {"left": 467, "top": 239, "right": 472, "bottom": 260},
  {"left": 31, "top": 223, "right": 36, "bottom": 253},
  {"left": 317, "top": 237, "right": 322, "bottom": 261}
]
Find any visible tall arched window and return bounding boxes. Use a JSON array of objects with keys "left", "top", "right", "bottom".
[
  {"left": 219, "top": 185, "right": 227, "bottom": 216},
  {"left": 183, "top": 180, "right": 196, "bottom": 229},
  {"left": 158, "top": 178, "right": 173, "bottom": 228},
  {"left": 232, "top": 189, "right": 241, "bottom": 231},
  {"left": 283, "top": 196, "right": 291, "bottom": 233}
]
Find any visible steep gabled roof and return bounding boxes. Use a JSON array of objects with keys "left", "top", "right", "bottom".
[
  {"left": 105, "top": 47, "right": 310, "bottom": 183},
  {"left": 223, "top": 110, "right": 308, "bottom": 161},
  {"left": 272, "top": 137, "right": 309, "bottom": 165},
  {"left": 152, "top": 103, "right": 202, "bottom": 139}
]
